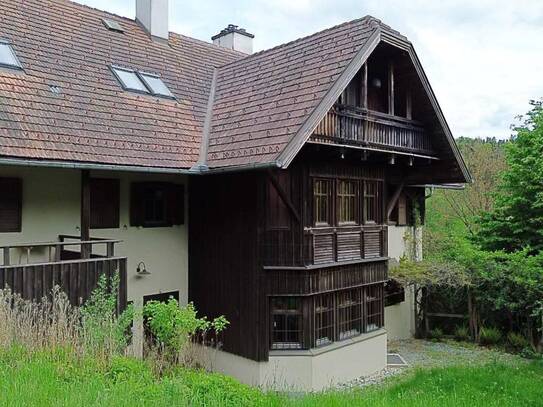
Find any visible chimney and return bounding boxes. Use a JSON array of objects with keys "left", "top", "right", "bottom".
[
  {"left": 212, "top": 24, "right": 254, "bottom": 54},
  {"left": 136, "top": 0, "right": 169, "bottom": 42}
]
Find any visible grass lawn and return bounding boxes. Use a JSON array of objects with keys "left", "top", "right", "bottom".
[{"left": 0, "top": 347, "right": 541, "bottom": 406}]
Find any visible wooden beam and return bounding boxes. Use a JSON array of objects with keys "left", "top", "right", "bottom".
[
  {"left": 406, "top": 87, "right": 412, "bottom": 120},
  {"left": 388, "top": 61, "right": 395, "bottom": 116},
  {"left": 386, "top": 182, "right": 405, "bottom": 220},
  {"left": 267, "top": 170, "right": 301, "bottom": 223},
  {"left": 80, "top": 170, "right": 91, "bottom": 259},
  {"left": 361, "top": 62, "right": 368, "bottom": 109}
]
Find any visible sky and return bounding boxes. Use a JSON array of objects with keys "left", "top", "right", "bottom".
[{"left": 75, "top": 0, "right": 543, "bottom": 140}]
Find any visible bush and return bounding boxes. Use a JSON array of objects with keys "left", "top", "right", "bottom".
[
  {"left": 454, "top": 325, "right": 470, "bottom": 342},
  {"left": 143, "top": 298, "right": 229, "bottom": 366},
  {"left": 80, "top": 273, "right": 135, "bottom": 358},
  {"left": 428, "top": 328, "right": 444, "bottom": 341},
  {"left": 479, "top": 327, "right": 502, "bottom": 346},
  {"left": 507, "top": 332, "right": 529, "bottom": 351}
]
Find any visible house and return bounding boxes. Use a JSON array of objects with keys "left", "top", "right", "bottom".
[{"left": 0, "top": 0, "right": 470, "bottom": 391}]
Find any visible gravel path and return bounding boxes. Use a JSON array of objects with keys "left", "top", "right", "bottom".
[{"left": 338, "top": 339, "right": 523, "bottom": 389}]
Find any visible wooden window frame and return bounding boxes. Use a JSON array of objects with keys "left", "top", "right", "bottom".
[
  {"left": 313, "top": 178, "right": 333, "bottom": 227},
  {"left": 363, "top": 180, "right": 381, "bottom": 224},
  {"left": 336, "top": 179, "right": 359, "bottom": 226},
  {"left": 365, "top": 284, "right": 384, "bottom": 332},
  {"left": 130, "top": 182, "right": 184, "bottom": 228},
  {"left": 90, "top": 178, "right": 120, "bottom": 229},
  {"left": 314, "top": 293, "right": 335, "bottom": 347},
  {"left": 270, "top": 297, "right": 304, "bottom": 350},
  {"left": 336, "top": 288, "right": 363, "bottom": 340},
  {"left": 0, "top": 177, "right": 22, "bottom": 233}
]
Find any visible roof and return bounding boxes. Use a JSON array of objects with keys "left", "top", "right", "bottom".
[
  {"left": 0, "top": 0, "right": 242, "bottom": 169},
  {"left": 0, "top": 0, "right": 470, "bottom": 182}
]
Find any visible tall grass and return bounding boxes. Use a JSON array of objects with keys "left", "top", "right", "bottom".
[{"left": 0, "top": 287, "right": 80, "bottom": 351}]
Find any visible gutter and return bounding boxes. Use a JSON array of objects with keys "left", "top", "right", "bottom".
[{"left": 0, "top": 156, "right": 281, "bottom": 175}]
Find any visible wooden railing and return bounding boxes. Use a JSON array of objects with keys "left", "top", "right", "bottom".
[
  {"left": 307, "top": 224, "right": 388, "bottom": 265},
  {"left": 311, "top": 104, "right": 433, "bottom": 154},
  {"left": 0, "top": 236, "right": 127, "bottom": 310},
  {"left": 262, "top": 225, "right": 387, "bottom": 268}
]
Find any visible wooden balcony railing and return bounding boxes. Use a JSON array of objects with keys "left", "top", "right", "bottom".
[
  {"left": 262, "top": 225, "right": 388, "bottom": 268},
  {"left": 311, "top": 104, "right": 433, "bottom": 155},
  {"left": 0, "top": 236, "right": 127, "bottom": 310}
]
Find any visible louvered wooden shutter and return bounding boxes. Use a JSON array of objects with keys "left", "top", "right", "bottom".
[
  {"left": 90, "top": 178, "right": 120, "bottom": 229},
  {"left": 0, "top": 177, "right": 22, "bottom": 233},
  {"left": 166, "top": 184, "right": 184, "bottom": 226}
]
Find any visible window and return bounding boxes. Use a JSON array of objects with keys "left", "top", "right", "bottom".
[
  {"left": 102, "top": 18, "right": 124, "bottom": 33},
  {"left": 139, "top": 73, "right": 174, "bottom": 98},
  {"left": 364, "top": 180, "right": 380, "bottom": 223},
  {"left": 313, "top": 179, "right": 331, "bottom": 226},
  {"left": 0, "top": 41, "right": 22, "bottom": 70},
  {"left": 90, "top": 178, "right": 120, "bottom": 229},
  {"left": 267, "top": 172, "right": 290, "bottom": 229},
  {"left": 365, "top": 284, "right": 384, "bottom": 332},
  {"left": 130, "top": 182, "right": 184, "bottom": 228},
  {"left": 111, "top": 66, "right": 149, "bottom": 93},
  {"left": 0, "top": 177, "right": 22, "bottom": 233},
  {"left": 337, "top": 180, "right": 357, "bottom": 224},
  {"left": 337, "top": 289, "right": 363, "bottom": 340},
  {"left": 314, "top": 294, "right": 334, "bottom": 347},
  {"left": 271, "top": 297, "right": 303, "bottom": 350},
  {"left": 110, "top": 66, "right": 175, "bottom": 98}
]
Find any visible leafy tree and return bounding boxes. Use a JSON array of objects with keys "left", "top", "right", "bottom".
[{"left": 477, "top": 101, "right": 543, "bottom": 252}]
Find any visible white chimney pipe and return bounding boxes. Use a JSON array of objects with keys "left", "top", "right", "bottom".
[
  {"left": 212, "top": 25, "right": 254, "bottom": 54},
  {"left": 136, "top": 0, "right": 169, "bottom": 42}
]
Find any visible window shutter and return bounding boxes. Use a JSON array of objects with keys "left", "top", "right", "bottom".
[
  {"left": 130, "top": 182, "right": 145, "bottom": 226},
  {"left": 166, "top": 184, "right": 184, "bottom": 225},
  {"left": 90, "top": 178, "right": 120, "bottom": 229},
  {"left": 0, "top": 177, "right": 22, "bottom": 233}
]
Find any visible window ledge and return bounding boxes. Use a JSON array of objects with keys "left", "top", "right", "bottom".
[
  {"left": 263, "top": 257, "right": 389, "bottom": 271},
  {"left": 269, "top": 328, "right": 386, "bottom": 357}
]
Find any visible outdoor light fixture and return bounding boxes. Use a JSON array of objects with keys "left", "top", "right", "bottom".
[
  {"left": 136, "top": 261, "right": 150, "bottom": 276},
  {"left": 389, "top": 154, "right": 396, "bottom": 165},
  {"left": 361, "top": 150, "right": 368, "bottom": 161},
  {"left": 408, "top": 156, "right": 414, "bottom": 166},
  {"left": 371, "top": 78, "right": 382, "bottom": 88}
]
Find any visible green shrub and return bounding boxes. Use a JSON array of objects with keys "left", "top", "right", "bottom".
[
  {"left": 80, "top": 273, "right": 135, "bottom": 357},
  {"left": 428, "top": 327, "right": 444, "bottom": 341},
  {"left": 454, "top": 325, "right": 470, "bottom": 342},
  {"left": 143, "top": 298, "right": 229, "bottom": 365},
  {"left": 520, "top": 347, "right": 543, "bottom": 360},
  {"left": 507, "top": 332, "right": 529, "bottom": 351},
  {"left": 479, "top": 327, "right": 502, "bottom": 346}
]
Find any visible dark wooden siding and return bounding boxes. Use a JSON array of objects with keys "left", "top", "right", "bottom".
[{"left": 189, "top": 172, "right": 265, "bottom": 361}]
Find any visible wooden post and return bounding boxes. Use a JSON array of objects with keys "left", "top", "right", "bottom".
[
  {"left": 406, "top": 87, "right": 412, "bottom": 120},
  {"left": 80, "top": 170, "right": 91, "bottom": 259},
  {"left": 3, "top": 247, "right": 9, "bottom": 266},
  {"left": 106, "top": 242, "right": 115, "bottom": 258},
  {"left": 388, "top": 61, "right": 394, "bottom": 116},
  {"left": 361, "top": 62, "right": 368, "bottom": 109}
]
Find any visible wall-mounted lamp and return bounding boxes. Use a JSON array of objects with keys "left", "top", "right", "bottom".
[
  {"left": 408, "top": 156, "right": 414, "bottom": 167},
  {"left": 389, "top": 154, "right": 396, "bottom": 165},
  {"left": 136, "top": 261, "right": 151, "bottom": 276},
  {"left": 361, "top": 150, "right": 368, "bottom": 161}
]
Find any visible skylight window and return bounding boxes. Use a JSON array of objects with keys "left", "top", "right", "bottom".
[
  {"left": 111, "top": 66, "right": 149, "bottom": 93},
  {"left": 0, "top": 40, "right": 22, "bottom": 70},
  {"left": 110, "top": 65, "right": 175, "bottom": 99},
  {"left": 102, "top": 18, "right": 124, "bottom": 33},
  {"left": 139, "top": 73, "right": 174, "bottom": 98}
]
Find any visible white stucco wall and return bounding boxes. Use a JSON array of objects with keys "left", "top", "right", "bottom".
[
  {"left": 204, "top": 329, "right": 387, "bottom": 391},
  {"left": 0, "top": 165, "right": 188, "bottom": 307},
  {"left": 385, "top": 225, "right": 419, "bottom": 340}
]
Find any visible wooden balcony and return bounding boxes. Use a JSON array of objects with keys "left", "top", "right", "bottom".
[
  {"left": 311, "top": 104, "right": 434, "bottom": 155},
  {"left": 0, "top": 235, "right": 127, "bottom": 310}
]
